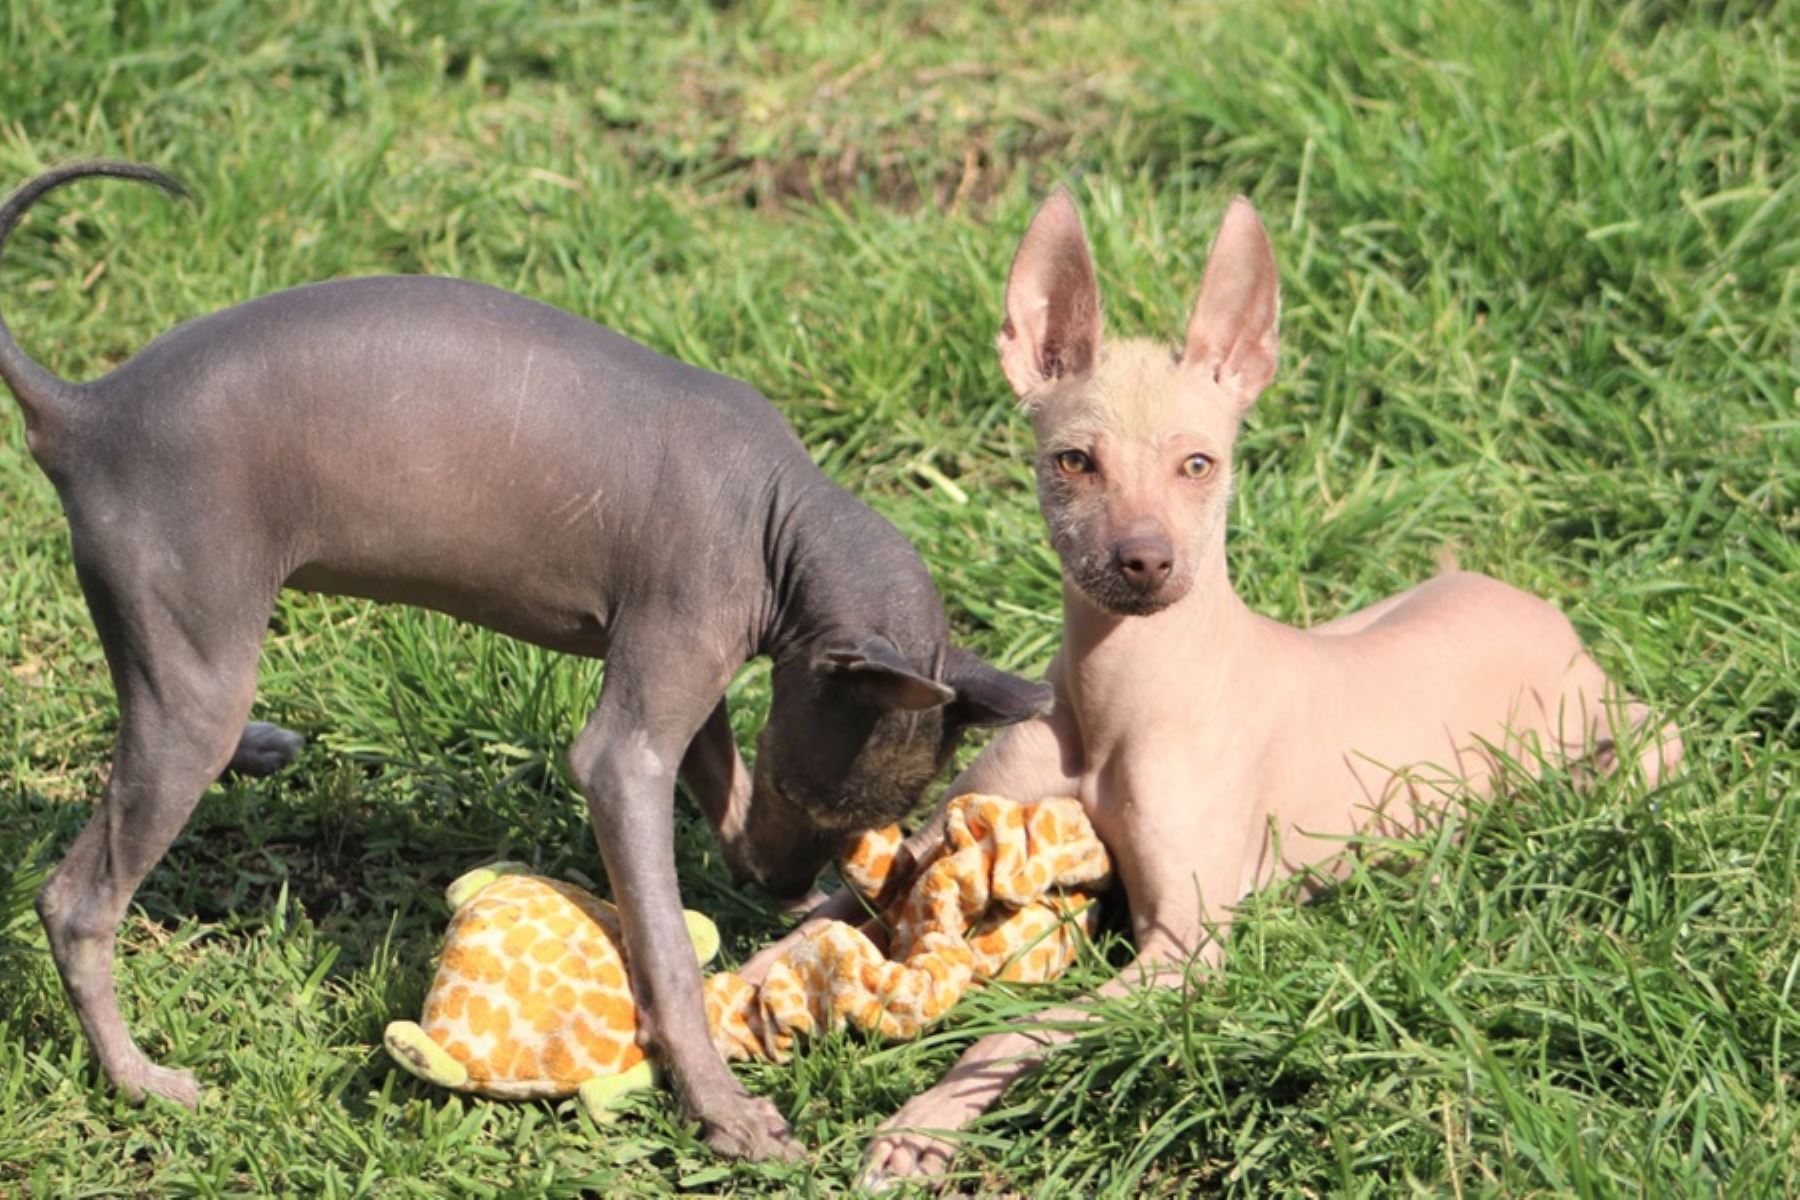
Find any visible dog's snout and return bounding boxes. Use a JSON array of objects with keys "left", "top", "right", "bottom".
[{"left": 1114, "top": 534, "right": 1174, "bottom": 593}]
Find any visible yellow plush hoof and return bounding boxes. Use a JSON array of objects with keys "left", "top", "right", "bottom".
[
  {"left": 384, "top": 1020, "right": 470, "bottom": 1089},
  {"left": 683, "top": 910, "right": 721, "bottom": 966},
  {"left": 578, "top": 1060, "right": 658, "bottom": 1124},
  {"left": 445, "top": 861, "right": 532, "bottom": 909}
]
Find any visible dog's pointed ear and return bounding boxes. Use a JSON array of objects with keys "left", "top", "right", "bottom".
[
  {"left": 943, "top": 648, "right": 1054, "bottom": 728},
  {"left": 813, "top": 635, "right": 954, "bottom": 711},
  {"left": 1182, "top": 196, "right": 1280, "bottom": 407},
  {"left": 998, "top": 189, "right": 1103, "bottom": 401}
]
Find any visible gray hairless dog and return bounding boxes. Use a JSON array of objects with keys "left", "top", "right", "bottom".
[{"left": 0, "top": 162, "right": 1050, "bottom": 1158}]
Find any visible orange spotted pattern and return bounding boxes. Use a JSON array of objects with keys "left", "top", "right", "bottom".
[
  {"left": 419, "top": 875, "right": 645, "bottom": 1099},
  {"left": 705, "top": 794, "right": 1110, "bottom": 1063}
]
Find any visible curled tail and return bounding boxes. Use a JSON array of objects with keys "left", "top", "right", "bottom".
[{"left": 0, "top": 160, "right": 187, "bottom": 450}]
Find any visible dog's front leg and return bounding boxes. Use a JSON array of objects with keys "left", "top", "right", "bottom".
[
  {"left": 859, "top": 936, "right": 1198, "bottom": 1187},
  {"left": 568, "top": 646, "right": 797, "bottom": 1160},
  {"left": 678, "top": 700, "right": 752, "bottom": 848},
  {"left": 863, "top": 749, "right": 1248, "bottom": 1186}
]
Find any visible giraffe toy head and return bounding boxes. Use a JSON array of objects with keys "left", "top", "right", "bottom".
[
  {"left": 706, "top": 793, "right": 1112, "bottom": 1063},
  {"left": 384, "top": 863, "right": 719, "bottom": 1123}
]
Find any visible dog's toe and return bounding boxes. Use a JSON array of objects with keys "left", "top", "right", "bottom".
[
  {"left": 700, "top": 1094, "right": 801, "bottom": 1161},
  {"left": 121, "top": 1062, "right": 202, "bottom": 1110},
  {"left": 225, "top": 722, "right": 304, "bottom": 777},
  {"left": 861, "top": 1131, "right": 955, "bottom": 1190}
]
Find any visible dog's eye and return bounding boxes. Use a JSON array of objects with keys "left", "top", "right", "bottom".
[
  {"left": 1180, "top": 453, "right": 1214, "bottom": 480},
  {"left": 1055, "top": 449, "right": 1095, "bottom": 475}
]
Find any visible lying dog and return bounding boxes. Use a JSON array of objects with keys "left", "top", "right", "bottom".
[
  {"left": 0, "top": 162, "right": 1051, "bottom": 1158},
  {"left": 855, "top": 191, "right": 1684, "bottom": 1182}
]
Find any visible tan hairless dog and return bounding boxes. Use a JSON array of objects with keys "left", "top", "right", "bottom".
[{"left": 756, "top": 192, "right": 1683, "bottom": 1184}]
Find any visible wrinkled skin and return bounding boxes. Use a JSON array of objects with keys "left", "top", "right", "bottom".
[
  {"left": 0, "top": 161, "right": 1051, "bottom": 1161},
  {"left": 844, "top": 190, "right": 1684, "bottom": 1186}
]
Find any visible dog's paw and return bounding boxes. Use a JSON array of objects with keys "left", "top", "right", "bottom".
[
  {"left": 226, "top": 722, "right": 304, "bottom": 777},
  {"left": 861, "top": 1130, "right": 957, "bottom": 1190},
  {"left": 861, "top": 1092, "right": 975, "bottom": 1189},
  {"left": 120, "top": 1061, "right": 202, "bottom": 1110},
  {"left": 699, "top": 1093, "right": 801, "bottom": 1161}
]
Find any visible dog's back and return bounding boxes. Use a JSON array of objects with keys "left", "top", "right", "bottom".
[{"left": 33, "top": 270, "right": 812, "bottom": 653}]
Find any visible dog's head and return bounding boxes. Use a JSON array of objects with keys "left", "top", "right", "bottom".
[
  {"left": 996, "top": 191, "right": 1281, "bottom": 617},
  {"left": 725, "top": 637, "right": 1050, "bottom": 900}
]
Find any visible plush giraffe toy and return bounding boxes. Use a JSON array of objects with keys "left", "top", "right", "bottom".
[
  {"left": 704, "top": 793, "right": 1112, "bottom": 1063},
  {"left": 383, "top": 863, "right": 720, "bottom": 1123},
  {"left": 385, "top": 794, "right": 1111, "bottom": 1116}
]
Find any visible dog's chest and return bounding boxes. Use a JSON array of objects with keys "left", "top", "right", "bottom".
[{"left": 1075, "top": 736, "right": 1262, "bottom": 892}]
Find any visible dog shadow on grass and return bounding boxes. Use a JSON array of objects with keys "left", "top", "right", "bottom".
[{"left": 5, "top": 734, "right": 798, "bottom": 1125}]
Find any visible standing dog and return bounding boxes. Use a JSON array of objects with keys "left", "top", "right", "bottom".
[
  {"left": 0, "top": 162, "right": 1052, "bottom": 1158},
  {"left": 856, "top": 192, "right": 1683, "bottom": 1182}
]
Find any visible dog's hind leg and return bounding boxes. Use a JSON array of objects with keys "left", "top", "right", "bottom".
[
  {"left": 1554, "top": 653, "right": 1684, "bottom": 789},
  {"left": 35, "top": 536, "right": 276, "bottom": 1107}
]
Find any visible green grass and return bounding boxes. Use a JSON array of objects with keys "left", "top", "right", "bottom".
[{"left": 0, "top": 0, "right": 1794, "bottom": 1193}]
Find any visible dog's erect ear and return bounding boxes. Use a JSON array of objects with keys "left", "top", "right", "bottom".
[
  {"left": 813, "top": 635, "right": 954, "bottom": 711},
  {"left": 943, "top": 648, "right": 1054, "bottom": 729},
  {"left": 997, "top": 189, "right": 1103, "bottom": 400},
  {"left": 1182, "top": 196, "right": 1280, "bottom": 406}
]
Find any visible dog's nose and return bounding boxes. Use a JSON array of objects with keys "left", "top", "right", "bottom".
[{"left": 1115, "top": 535, "right": 1174, "bottom": 593}]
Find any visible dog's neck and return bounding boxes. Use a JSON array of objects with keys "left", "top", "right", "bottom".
[
  {"left": 1058, "top": 537, "right": 1260, "bottom": 752},
  {"left": 757, "top": 470, "right": 948, "bottom": 669}
]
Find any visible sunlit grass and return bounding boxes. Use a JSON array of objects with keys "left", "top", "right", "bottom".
[{"left": 1, "top": 0, "right": 1794, "bottom": 1193}]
